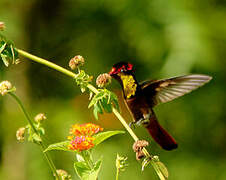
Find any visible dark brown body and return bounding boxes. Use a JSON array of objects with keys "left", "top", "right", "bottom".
[
  {"left": 125, "top": 85, "right": 178, "bottom": 150},
  {"left": 109, "top": 62, "right": 212, "bottom": 151}
]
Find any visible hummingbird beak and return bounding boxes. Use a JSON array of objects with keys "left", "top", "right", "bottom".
[{"left": 109, "top": 67, "right": 116, "bottom": 76}]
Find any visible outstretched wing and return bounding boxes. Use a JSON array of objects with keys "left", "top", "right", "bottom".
[{"left": 141, "top": 74, "right": 212, "bottom": 107}]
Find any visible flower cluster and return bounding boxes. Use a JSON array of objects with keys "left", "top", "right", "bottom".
[
  {"left": 133, "top": 140, "right": 149, "bottom": 160},
  {"left": 96, "top": 73, "right": 112, "bottom": 88},
  {"left": 68, "top": 123, "right": 103, "bottom": 151},
  {"left": 34, "top": 113, "right": 47, "bottom": 123},
  {"left": 0, "top": 22, "right": 5, "bottom": 31},
  {"left": 0, "top": 80, "right": 12, "bottom": 96},
  {"left": 54, "top": 169, "right": 72, "bottom": 180},
  {"left": 69, "top": 55, "right": 84, "bottom": 70},
  {"left": 16, "top": 127, "right": 26, "bottom": 142}
]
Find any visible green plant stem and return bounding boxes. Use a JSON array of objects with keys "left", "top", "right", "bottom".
[
  {"left": 17, "top": 49, "right": 76, "bottom": 78},
  {"left": 81, "top": 151, "right": 94, "bottom": 169},
  {"left": 17, "top": 49, "right": 153, "bottom": 164},
  {"left": 8, "top": 92, "right": 60, "bottom": 180},
  {"left": 116, "top": 168, "right": 119, "bottom": 180}
]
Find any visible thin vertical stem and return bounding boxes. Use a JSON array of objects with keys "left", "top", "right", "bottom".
[
  {"left": 8, "top": 92, "right": 59, "bottom": 180},
  {"left": 116, "top": 168, "right": 119, "bottom": 180}
]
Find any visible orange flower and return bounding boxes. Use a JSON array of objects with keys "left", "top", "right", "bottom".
[
  {"left": 68, "top": 123, "right": 103, "bottom": 151},
  {"left": 69, "top": 123, "right": 103, "bottom": 137},
  {"left": 68, "top": 136, "right": 95, "bottom": 151}
]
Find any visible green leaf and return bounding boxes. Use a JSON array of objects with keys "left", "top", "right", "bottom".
[
  {"left": 74, "top": 161, "right": 91, "bottom": 179},
  {"left": 143, "top": 156, "right": 168, "bottom": 180},
  {"left": 32, "top": 133, "right": 42, "bottom": 142},
  {"left": 93, "top": 131, "right": 125, "bottom": 146},
  {"left": 74, "top": 159, "right": 102, "bottom": 180},
  {"left": 44, "top": 141, "right": 73, "bottom": 152},
  {"left": 154, "top": 161, "right": 168, "bottom": 179},
  {"left": 0, "top": 42, "right": 6, "bottom": 54},
  {"left": 101, "top": 98, "right": 112, "bottom": 113},
  {"left": 93, "top": 159, "right": 102, "bottom": 177},
  {"left": 1, "top": 54, "right": 9, "bottom": 67}
]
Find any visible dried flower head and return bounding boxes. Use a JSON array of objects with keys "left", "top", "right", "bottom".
[
  {"left": 116, "top": 154, "right": 128, "bottom": 172},
  {"left": 34, "top": 113, "right": 46, "bottom": 123},
  {"left": 0, "top": 80, "right": 12, "bottom": 96},
  {"left": 54, "top": 169, "right": 72, "bottom": 180},
  {"left": 68, "top": 136, "right": 95, "bottom": 151},
  {"left": 16, "top": 127, "right": 26, "bottom": 142},
  {"left": 69, "top": 123, "right": 103, "bottom": 137},
  {"left": 96, "top": 73, "right": 112, "bottom": 88},
  {"left": 0, "top": 22, "right": 5, "bottom": 31},
  {"left": 133, "top": 140, "right": 149, "bottom": 160},
  {"left": 69, "top": 55, "right": 85, "bottom": 70}
]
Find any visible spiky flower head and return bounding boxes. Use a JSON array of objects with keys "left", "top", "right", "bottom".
[
  {"left": 69, "top": 55, "right": 85, "bottom": 70},
  {"left": 0, "top": 80, "right": 13, "bottom": 96},
  {"left": 54, "top": 169, "right": 72, "bottom": 180},
  {"left": 16, "top": 127, "right": 26, "bottom": 142},
  {"left": 34, "top": 113, "right": 47, "bottom": 123},
  {"left": 96, "top": 73, "right": 112, "bottom": 88},
  {"left": 116, "top": 154, "right": 128, "bottom": 172},
  {"left": 0, "top": 22, "right": 5, "bottom": 31}
]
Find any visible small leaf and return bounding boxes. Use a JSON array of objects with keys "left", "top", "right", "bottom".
[
  {"left": 76, "top": 153, "right": 85, "bottom": 162},
  {"left": 38, "top": 127, "right": 45, "bottom": 135},
  {"left": 74, "top": 161, "right": 91, "bottom": 180},
  {"left": 155, "top": 161, "right": 169, "bottom": 179},
  {"left": 101, "top": 98, "right": 112, "bottom": 113},
  {"left": 93, "top": 159, "right": 102, "bottom": 176},
  {"left": 93, "top": 131, "right": 125, "bottom": 146},
  {"left": 0, "top": 42, "right": 6, "bottom": 54},
  {"left": 148, "top": 156, "right": 169, "bottom": 180},
  {"left": 32, "top": 133, "right": 42, "bottom": 142},
  {"left": 93, "top": 104, "right": 99, "bottom": 120},
  {"left": 74, "top": 159, "right": 102, "bottom": 180},
  {"left": 1, "top": 54, "right": 9, "bottom": 67},
  {"left": 89, "top": 92, "right": 93, "bottom": 100},
  {"left": 44, "top": 141, "right": 73, "bottom": 152},
  {"left": 142, "top": 157, "right": 151, "bottom": 171}
]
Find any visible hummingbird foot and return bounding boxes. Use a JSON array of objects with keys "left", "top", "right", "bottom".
[
  {"left": 129, "top": 122, "right": 137, "bottom": 129},
  {"left": 136, "top": 114, "right": 150, "bottom": 127}
]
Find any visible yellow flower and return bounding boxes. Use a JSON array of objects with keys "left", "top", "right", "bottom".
[
  {"left": 69, "top": 123, "right": 103, "bottom": 137},
  {"left": 0, "top": 80, "right": 12, "bottom": 96}
]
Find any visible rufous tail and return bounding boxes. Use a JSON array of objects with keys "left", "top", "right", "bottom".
[{"left": 146, "top": 114, "right": 178, "bottom": 150}]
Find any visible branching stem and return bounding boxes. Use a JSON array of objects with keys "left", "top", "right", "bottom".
[
  {"left": 8, "top": 92, "right": 59, "bottom": 180},
  {"left": 17, "top": 49, "right": 154, "bottom": 172}
]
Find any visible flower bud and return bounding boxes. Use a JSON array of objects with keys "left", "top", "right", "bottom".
[
  {"left": 0, "top": 22, "right": 5, "bottom": 31},
  {"left": 116, "top": 154, "right": 128, "bottom": 171},
  {"left": 16, "top": 127, "right": 26, "bottom": 142},
  {"left": 69, "top": 55, "right": 84, "bottom": 70},
  {"left": 34, "top": 113, "right": 46, "bottom": 123},
  {"left": 0, "top": 80, "right": 12, "bottom": 96},
  {"left": 54, "top": 169, "right": 72, "bottom": 180},
  {"left": 96, "top": 73, "right": 112, "bottom": 88}
]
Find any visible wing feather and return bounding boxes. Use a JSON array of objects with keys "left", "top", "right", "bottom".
[{"left": 141, "top": 74, "right": 212, "bottom": 106}]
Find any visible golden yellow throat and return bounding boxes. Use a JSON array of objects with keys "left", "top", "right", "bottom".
[{"left": 119, "top": 73, "right": 137, "bottom": 99}]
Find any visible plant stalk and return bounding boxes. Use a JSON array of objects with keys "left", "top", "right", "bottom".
[
  {"left": 8, "top": 92, "right": 59, "bottom": 180},
  {"left": 17, "top": 49, "right": 153, "bottom": 166}
]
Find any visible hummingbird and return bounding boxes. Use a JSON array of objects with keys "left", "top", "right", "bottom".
[{"left": 109, "top": 62, "right": 212, "bottom": 150}]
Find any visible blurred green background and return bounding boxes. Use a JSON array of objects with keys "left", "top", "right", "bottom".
[{"left": 0, "top": 0, "right": 226, "bottom": 179}]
